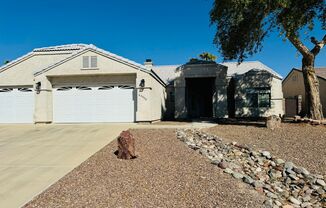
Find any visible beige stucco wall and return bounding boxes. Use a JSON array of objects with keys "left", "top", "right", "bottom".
[
  {"left": 34, "top": 50, "right": 166, "bottom": 123},
  {"left": 0, "top": 53, "right": 72, "bottom": 86},
  {"left": 283, "top": 70, "right": 326, "bottom": 116},
  {"left": 234, "top": 70, "right": 284, "bottom": 117}
]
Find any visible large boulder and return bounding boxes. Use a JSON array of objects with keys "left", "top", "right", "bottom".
[
  {"left": 117, "top": 130, "right": 136, "bottom": 159},
  {"left": 266, "top": 115, "right": 281, "bottom": 130}
]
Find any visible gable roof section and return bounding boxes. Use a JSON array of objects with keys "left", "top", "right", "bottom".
[
  {"left": 283, "top": 68, "right": 326, "bottom": 84},
  {"left": 221, "top": 61, "right": 282, "bottom": 79},
  {"left": 34, "top": 45, "right": 166, "bottom": 87},
  {"left": 34, "top": 44, "right": 149, "bottom": 76},
  {"left": 0, "top": 44, "right": 87, "bottom": 74},
  {"left": 315, "top": 67, "right": 326, "bottom": 80},
  {"left": 152, "top": 61, "right": 282, "bottom": 85}
]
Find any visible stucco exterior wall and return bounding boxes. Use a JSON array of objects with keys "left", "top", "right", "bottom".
[
  {"left": 0, "top": 53, "right": 72, "bottom": 86},
  {"left": 234, "top": 70, "right": 284, "bottom": 117},
  {"left": 149, "top": 76, "right": 167, "bottom": 121},
  {"left": 283, "top": 69, "right": 326, "bottom": 116},
  {"left": 174, "top": 63, "right": 228, "bottom": 119},
  {"left": 33, "top": 50, "right": 166, "bottom": 123}
]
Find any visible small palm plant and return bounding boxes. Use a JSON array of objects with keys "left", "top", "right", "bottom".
[{"left": 199, "top": 52, "right": 217, "bottom": 61}]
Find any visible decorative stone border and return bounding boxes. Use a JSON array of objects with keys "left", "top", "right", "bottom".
[
  {"left": 177, "top": 129, "right": 326, "bottom": 208},
  {"left": 293, "top": 116, "right": 326, "bottom": 126}
]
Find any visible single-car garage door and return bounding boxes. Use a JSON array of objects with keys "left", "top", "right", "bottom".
[
  {"left": 0, "top": 88, "right": 35, "bottom": 123},
  {"left": 53, "top": 85, "right": 135, "bottom": 123}
]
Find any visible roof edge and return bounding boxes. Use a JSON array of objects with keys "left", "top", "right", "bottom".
[
  {"left": 286, "top": 68, "right": 326, "bottom": 82},
  {"left": 0, "top": 52, "right": 35, "bottom": 73},
  {"left": 33, "top": 46, "right": 166, "bottom": 87}
]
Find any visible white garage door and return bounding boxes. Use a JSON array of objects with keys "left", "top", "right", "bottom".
[
  {"left": 53, "top": 86, "right": 135, "bottom": 123},
  {"left": 0, "top": 88, "right": 34, "bottom": 123}
]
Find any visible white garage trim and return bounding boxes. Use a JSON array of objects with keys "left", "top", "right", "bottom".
[
  {"left": 0, "top": 87, "right": 34, "bottom": 123},
  {"left": 53, "top": 85, "right": 135, "bottom": 123}
]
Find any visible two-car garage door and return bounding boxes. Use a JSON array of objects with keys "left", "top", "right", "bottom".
[
  {"left": 0, "top": 85, "right": 135, "bottom": 124},
  {"left": 0, "top": 88, "right": 34, "bottom": 123},
  {"left": 53, "top": 85, "right": 135, "bottom": 123}
]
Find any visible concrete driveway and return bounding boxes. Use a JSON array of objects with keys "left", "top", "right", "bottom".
[{"left": 0, "top": 124, "right": 135, "bottom": 208}]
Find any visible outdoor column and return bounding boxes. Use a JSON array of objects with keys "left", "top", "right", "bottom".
[{"left": 174, "top": 76, "right": 187, "bottom": 119}]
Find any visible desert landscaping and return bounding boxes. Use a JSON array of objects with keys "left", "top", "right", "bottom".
[{"left": 24, "top": 122, "right": 326, "bottom": 208}]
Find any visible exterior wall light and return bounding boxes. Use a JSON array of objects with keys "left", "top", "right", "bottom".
[
  {"left": 139, "top": 79, "right": 145, "bottom": 88},
  {"left": 137, "top": 79, "right": 151, "bottom": 91},
  {"left": 35, "top": 82, "right": 41, "bottom": 94}
]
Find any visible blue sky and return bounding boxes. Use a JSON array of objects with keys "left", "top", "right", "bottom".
[{"left": 0, "top": 0, "right": 325, "bottom": 77}]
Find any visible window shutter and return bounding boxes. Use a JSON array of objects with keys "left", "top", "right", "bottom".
[
  {"left": 91, "top": 56, "right": 97, "bottom": 68},
  {"left": 83, "top": 56, "right": 89, "bottom": 68}
]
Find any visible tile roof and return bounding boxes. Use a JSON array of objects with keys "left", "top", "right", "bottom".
[
  {"left": 34, "top": 44, "right": 148, "bottom": 76},
  {"left": 293, "top": 67, "right": 326, "bottom": 80},
  {"left": 221, "top": 61, "right": 282, "bottom": 79},
  {"left": 315, "top": 67, "right": 326, "bottom": 79},
  {"left": 152, "top": 61, "right": 282, "bottom": 84},
  {"left": 0, "top": 44, "right": 88, "bottom": 73},
  {"left": 33, "top": 44, "right": 89, "bottom": 52},
  {"left": 152, "top": 65, "right": 180, "bottom": 85}
]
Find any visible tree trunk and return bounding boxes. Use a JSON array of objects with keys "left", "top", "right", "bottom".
[{"left": 302, "top": 56, "right": 324, "bottom": 120}]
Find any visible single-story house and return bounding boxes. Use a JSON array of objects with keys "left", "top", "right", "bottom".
[
  {"left": 282, "top": 67, "right": 326, "bottom": 117},
  {"left": 152, "top": 60, "right": 284, "bottom": 119},
  {"left": 0, "top": 44, "right": 284, "bottom": 124}
]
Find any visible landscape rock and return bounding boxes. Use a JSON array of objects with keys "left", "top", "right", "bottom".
[
  {"left": 264, "top": 199, "right": 274, "bottom": 208},
  {"left": 262, "top": 151, "right": 272, "bottom": 159},
  {"left": 232, "top": 172, "right": 244, "bottom": 179},
  {"left": 275, "top": 158, "right": 285, "bottom": 165},
  {"left": 217, "top": 161, "right": 228, "bottom": 169},
  {"left": 224, "top": 168, "right": 233, "bottom": 174},
  {"left": 176, "top": 129, "right": 325, "bottom": 207},
  {"left": 117, "top": 130, "right": 136, "bottom": 160},
  {"left": 316, "top": 179, "right": 326, "bottom": 187},
  {"left": 266, "top": 115, "right": 281, "bottom": 129},
  {"left": 288, "top": 196, "right": 301, "bottom": 205},
  {"left": 282, "top": 205, "right": 294, "bottom": 208},
  {"left": 243, "top": 176, "right": 254, "bottom": 185}
]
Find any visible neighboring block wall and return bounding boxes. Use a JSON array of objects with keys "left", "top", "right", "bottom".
[{"left": 234, "top": 70, "right": 284, "bottom": 117}]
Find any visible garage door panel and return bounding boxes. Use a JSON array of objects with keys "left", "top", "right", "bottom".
[
  {"left": 53, "top": 86, "right": 135, "bottom": 123},
  {"left": 0, "top": 88, "right": 34, "bottom": 123}
]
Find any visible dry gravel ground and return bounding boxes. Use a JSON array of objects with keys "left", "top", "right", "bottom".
[
  {"left": 206, "top": 123, "right": 326, "bottom": 177},
  {"left": 24, "top": 129, "right": 265, "bottom": 208}
]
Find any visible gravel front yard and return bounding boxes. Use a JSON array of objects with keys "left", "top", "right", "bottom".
[
  {"left": 24, "top": 129, "right": 265, "bottom": 208},
  {"left": 205, "top": 123, "right": 326, "bottom": 177}
]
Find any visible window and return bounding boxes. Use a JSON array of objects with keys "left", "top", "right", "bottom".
[
  {"left": 292, "top": 75, "right": 297, "bottom": 81},
  {"left": 258, "top": 93, "right": 271, "bottom": 107},
  {"left": 0, "top": 88, "right": 13, "bottom": 93},
  {"left": 118, "top": 85, "right": 134, "bottom": 89},
  {"left": 18, "top": 88, "right": 32, "bottom": 92},
  {"left": 82, "top": 56, "right": 98, "bottom": 69},
  {"left": 76, "top": 86, "right": 92, "bottom": 90},
  {"left": 98, "top": 86, "right": 114, "bottom": 90},
  {"left": 83, "top": 56, "right": 89, "bottom": 68},
  {"left": 247, "top": 93, "right": 258, "bottom": 107},
  {"left": 57, "top": 87, "right": 72, "bottom": 91},
  {"left": 246, "top": 87, "right": 271, "bottom": 108},
  {"left": 91, "top": 56, "right": 97, "bottom": 68}
]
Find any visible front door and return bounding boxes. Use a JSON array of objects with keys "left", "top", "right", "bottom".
[{"left": 186, "top": 77, "right": 215, "bottom": 119}]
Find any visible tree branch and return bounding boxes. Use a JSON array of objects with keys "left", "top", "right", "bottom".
[
  {"left": 311, "top": 34, "right": 326, "bottom": 56},
  {"left": 287, "top": 34, "right": 312, "bottom": 58}
]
